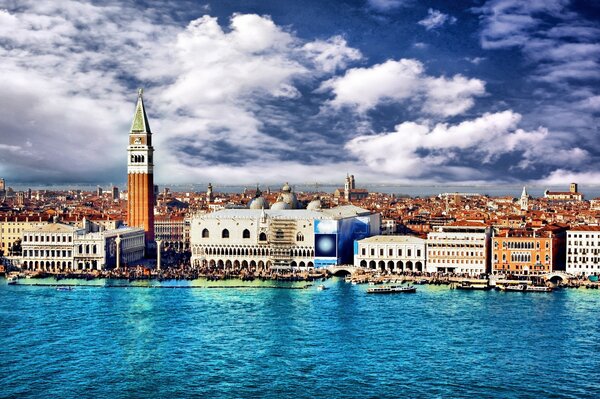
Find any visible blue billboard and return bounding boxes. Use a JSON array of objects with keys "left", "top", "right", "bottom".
[{"left": 315, "top": 234, "right": 337, "bottom": 258}]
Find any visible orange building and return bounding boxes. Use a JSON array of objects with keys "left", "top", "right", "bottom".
[
  {"left": 127, "top": 89, "right": 154, "bottom": 243},
  {"left": 492, "top": 225, "right": 567, "bottom": 276}
]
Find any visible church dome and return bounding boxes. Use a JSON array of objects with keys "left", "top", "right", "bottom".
[
  {"left": 282, "top": 182, "right": 291, "bottom": 193},
  {"left": 307, "top": 198, "right": 322, "bottom": 211},
  {"left": 249, "top": 196, "right": 270, "bottom": 210},
  {"left": 271, "top": 201, "right": 291, "bottom": 210}
]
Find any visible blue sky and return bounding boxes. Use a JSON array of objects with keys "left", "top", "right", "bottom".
[{"left": 0, "top": 0, "right": 598, "bottom": 185}]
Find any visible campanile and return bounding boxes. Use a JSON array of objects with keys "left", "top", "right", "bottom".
[{"left": 127, "top": 89, "right": 155, "bottom": 243}]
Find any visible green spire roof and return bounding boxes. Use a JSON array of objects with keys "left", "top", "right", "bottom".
[{"left": 130, "top": 88, "right": 151, "bottom": 134}]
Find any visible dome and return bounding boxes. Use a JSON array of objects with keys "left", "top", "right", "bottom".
[
  {"left": 249, "top": 196, "right": 270, "bottom": 210},
  {"left": 271, "top": 201, "right": 291, "bottom": 210},
  {"left": 307, "top": 198, "right": 322, "bottom": 211},
  {"left": 279, "top": 192, "right": 299, "bottom": 209},
  {"left": 282, "top": 182, "right": 291, "bottom": 193}
]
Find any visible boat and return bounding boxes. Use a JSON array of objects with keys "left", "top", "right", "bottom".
[
  {"left": 588, "top": 275, "right": 599, "bottom": 282},
  {"left": 414, "top": 278, "right": 428, "bottom": 285},
  {"left": 501, "top": 284, "right": 526, "bottom": 292},
  {"left": 525, "top": 285, "right": 552, "bottom": 292},
  {"left": 456, "top": 281, "right": 491, "bottom": 290},
  {"left": 56, "top": 286, "right": 74, "bottom": 292},
  {"left": 317, "top": 284, "right": 328, "bottom": 291},
  {"left": 367, "top": 285, "right": 416, "bottom": 294},
  {"left": 7, "top": 275, "right": 18, "bottom": 285}
]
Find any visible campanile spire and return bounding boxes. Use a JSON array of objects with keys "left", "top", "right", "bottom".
[{"left": 127, "top": 88, "right": 155, "bottom": 243}]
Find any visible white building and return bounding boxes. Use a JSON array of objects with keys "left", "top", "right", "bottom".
[
  {"left": 354, "top": 235, "right": 426, "bottom": 272},
  {"left": 426, "top": 224, "right": 490, "bottom": 275},
  {"left": 566, "top": 227, "right": 600, "bottom": 276},
  {"left": 21, "top": 222, "right": 145, "bottom": 272},
  {"left": 190, "top": 205, "right": 379, "bottom": 270}
]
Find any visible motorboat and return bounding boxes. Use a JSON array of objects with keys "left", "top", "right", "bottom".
[
  {"left": 367, "top": 285, "right": 416, "bottom": 294},
  {"left": 56, "top": 286, "right": 74, "bottom": 292},
  {"left": 525, "top": 285, "right": 552, "bottom": 292},
  {"left": 499, "top": 284, "right": 526, "bottom": 292},
  {"left": 455, "top": 281, "right": 491, "bottom": 290},
  {"left": 7, "top": 275, "right": 18, "bottom": 285},
  {"left": 317, "top": 284, "right": 328, "bottom": 291}
]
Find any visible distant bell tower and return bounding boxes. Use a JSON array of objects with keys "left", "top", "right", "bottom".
[
  {"left": 520, "top": 186, "right": 529, "bottom": 211},
  {"left": 127, "top": 88, "right": 155, "bottom": 243},
  {"left": 570, "top": 183, "right": 578, "bottom": 193},
  {"left": 344, "top": 174, "right": 351, "bottom": 201}
]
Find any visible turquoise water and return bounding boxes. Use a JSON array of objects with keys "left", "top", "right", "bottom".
[{"left": 2, "top": 278, "right": 600, "bottom": 398}]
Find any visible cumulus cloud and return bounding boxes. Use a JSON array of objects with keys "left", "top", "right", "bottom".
[
  {"left": 0, "top": 3, "right": 364, "bottom": 184},
  {"left": 418, "top": 9, "right": 457, "bottom": 30},
  {"left": 345, "top": 110, "right": 577, "bottom": 180},
  {"left": 541, "top": 170, "right": 600, "bottom": 185},
  {"left": 321, "top": 59, "right": 485, "bottom": 117}
]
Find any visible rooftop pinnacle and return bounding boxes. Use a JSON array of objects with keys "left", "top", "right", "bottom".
[{"left": 130, "top": 88, "right": 151, "bottom": 134}]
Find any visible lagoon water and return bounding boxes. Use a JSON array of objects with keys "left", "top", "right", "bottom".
[{"left": 2, "top": 278, "right": 600, "bottom": 398}]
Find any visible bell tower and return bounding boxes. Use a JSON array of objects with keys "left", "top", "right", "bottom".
[{"left": 127, "top": 88, "right": 155, "bottom": 243}]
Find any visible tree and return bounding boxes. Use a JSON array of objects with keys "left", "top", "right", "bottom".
[{"left": 9, "top": 239, "right": 21, "bottom": 257}]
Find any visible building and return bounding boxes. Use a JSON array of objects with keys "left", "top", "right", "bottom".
[
  {"left": 381, "top": 219, "right": 398, "bottom": 235},
  {"left": 544, "top": 183, "right": 583, "bottom": 201},
  {"left": 334, "top": 174, "right": 369, "bottom": 202},
  {"left": 0, "top": 216, "right": 47, "bottom": 256},
  {"left": 190, "top": 205, "right": 379, "bottom": 271},
  {"left": 127, "top": 88, "right": 155, "bottom": 243},
  {"left": 206, "top": 183, "right": 214, "bottom": 203},
  {"left": 426, "top": 223, "right": 490, "bottom": 275},
  {"left": 566, "top": 227, "right": 600, "bottom": 276},
  {"left": 520, "top": 186, "right": 529, "bottom": 211},
  {"left": 20, "top": 222, "right": 145, "bottom": 272},
  {"left": 154, "top": 215, "right": 190, "bottom": 251},
  {"left": 112, "top": 186, "right": 119, "bottom": 201},
  {"left": 96, "top": 186, "right": 103, "bottom": 197},
  {"left": 492, "top": 226, "right": 567, "bottom": 276},
  {"left": 354, "top": 235, "right": 426, "bottom": 272}
]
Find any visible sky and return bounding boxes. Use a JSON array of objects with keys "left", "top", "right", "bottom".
[{"left": 0, "top": 0, "right": 599, "bottom": 186}]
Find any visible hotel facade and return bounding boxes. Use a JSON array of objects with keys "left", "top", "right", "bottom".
[
  {"left": 566, "top": 227, "right": 600, "bottom": 276},
  {"left": 491, "top": 226, "right": 567, "bottom": 276}
]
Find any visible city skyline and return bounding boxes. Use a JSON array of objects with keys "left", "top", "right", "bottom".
[{"left": 0, "top": 0, "right": 599, "bottom": 185}]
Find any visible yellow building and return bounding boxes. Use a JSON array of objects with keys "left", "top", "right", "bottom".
[{"left": 0, "top": 216, "right": 47, "bottom": 256}]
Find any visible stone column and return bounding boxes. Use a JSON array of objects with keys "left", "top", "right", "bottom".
[
  {"left": 115, "top": 235, "right": 122, "bottom": 270},
  {"left": 156, "top": 239, "right": 162, "bottom": 271}
]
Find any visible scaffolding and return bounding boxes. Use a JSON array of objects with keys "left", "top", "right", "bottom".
[{"left": 269, "top": 219, "right": 296, "bottom": 269}]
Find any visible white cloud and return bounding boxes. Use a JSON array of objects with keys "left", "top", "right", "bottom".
[
  {"left": 302, "top": 36, "right": 363, "bottom": 73},
  {"left": 0, "top": 3, "right": 364, "bottom": 183},
  {"left": 541, "top": 169, "right": 600, "bottom": 185},
  {"left": 367, "top": 0, "right": 406, "bottom": 12},
  {"left": 321, "top": 59, "right": 485, "bottom": 117},
  {"left": 418, "top": 9, "right": 457, "bottom": 31},
  {"left": 345, "top": 110, "right": 564, "bottom": 179}
]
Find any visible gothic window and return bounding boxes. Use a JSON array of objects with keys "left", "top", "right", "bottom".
[
  {"left": 243, "top": 229, "right": 250, "bottom": 239},
  {"left": 259, "top": 232, "right": 267, "bottom": 241},
  {"left": 202, "top": 228, "right": 209, "bottom": 238},
  {"left": 296, "top": 232, "right": 304, "bottom": 242},
  {"left": 222, "top": 229, "right": 229, "bottom": 239}
]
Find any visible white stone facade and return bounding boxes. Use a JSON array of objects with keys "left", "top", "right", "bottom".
[
  {"left": 566, "top": 228, "right": 600, "bottom": 276},
  {"left": 426, "top": 225, "right": 490, "bottom": 275},
  {"left": 190, "top": 206, "right": 379, "bottom": 270},
  {"left": 354, "top": 235, "right": 426, "bottom": 272},
  {"left": 21, "top": 223, "right": 145, "bottom": 271},
  {"left": 190, "top": 209, "right": 318, "bottom": 270}
]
